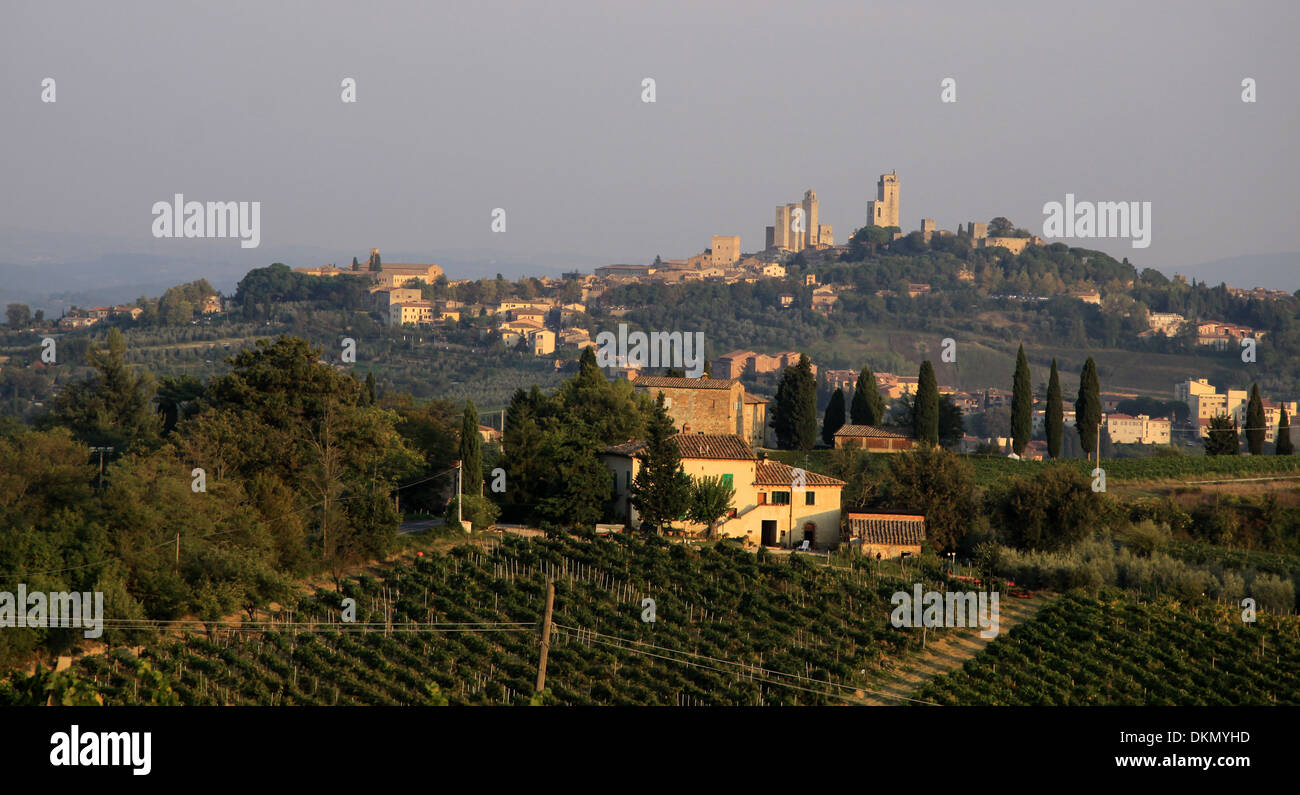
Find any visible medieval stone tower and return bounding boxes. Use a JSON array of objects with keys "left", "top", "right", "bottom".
[{"left": 867, "top": 170, "right": 900, "bottom": 229}]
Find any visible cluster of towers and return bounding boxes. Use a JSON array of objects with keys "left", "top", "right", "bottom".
[
  {"left": 764, "top": 171, "right": 900, "bottom": 253},
  {"left": 766, "top": 189, "right": 834, "bottom": 253}
]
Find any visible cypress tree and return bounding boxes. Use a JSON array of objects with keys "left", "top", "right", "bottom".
[
  {"left": 364, "top": 371, "right": 377, "bottom": 405},
  {"left": 850, "top": 366, "right": 884, "bottom": 426},
  {"left": 792, "top": 354, "right": 818, "bottom": 450},
  {"left": 459, "top": 399, "right": 483, "bottom": 496},
  {"left": 771, "top": 368, "right": 795, "bottom": 449},
  {"left": 1277, "top": 408, "right": 1294, "bottom": 455},
  {"left": 1075, "top": 356, "right": 1101, "bottom": 456},
  {"left": 913, "top": 360, "right": 939, "bottom": 446},
  {"left": 1010, "top": 344, "right": 1032, "bottom": 456},
  {"left": 1246, "top": 383, "right": 1266, "bottom": 455},
  {"left": 1046, "top": 358, "right": 1063, "bottom": 458},
  {"left": 822, "top": 387, "right": 846, "bottom": 446}
]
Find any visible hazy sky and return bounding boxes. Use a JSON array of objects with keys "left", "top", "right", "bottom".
[{"left": 2, "top": 0, "right": 1298, "bottom": 288}]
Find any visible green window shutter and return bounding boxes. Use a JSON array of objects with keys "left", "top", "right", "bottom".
[{"left": 721, "top": 473, "right": 733, "bottom": 487}]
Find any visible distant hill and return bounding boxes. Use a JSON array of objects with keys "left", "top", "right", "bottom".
[{"left": 1180, "top": 252, "right": 1300, "bottom": 293}]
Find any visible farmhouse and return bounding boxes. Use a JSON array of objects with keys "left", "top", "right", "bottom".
[
  {"left": 600, "top": 434, "right": 845, "bottom": 549},
  {"left": 632, "top": 376, "right": 767, "bottom": 448}
]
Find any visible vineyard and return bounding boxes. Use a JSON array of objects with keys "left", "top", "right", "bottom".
[
  {"left": 914, "top": 592, "right": 1300, "bottom": 705},
  {"left": 766, "top": 448, "right": 1300, "bottom": 488},
  {"left": 50, "top": 534, "right": 957, "bottom": 706}
]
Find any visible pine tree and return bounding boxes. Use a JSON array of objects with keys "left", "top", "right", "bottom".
[
  {"left": 822, "top": 388, "right": 846, "bottom": 446},
  {"left": 1010, "top": 344, "right": 1032, "bottom": 456},
  {"left": 1075, "top": 356, "right": 1101, "bottom": 456},
  {"left": 1205, "top": 414, "right": 1240, "bottom": 456},
  {"left": 459, "top": 400, "right": 483, "bottom": 496},
  {"left": 631, "top": 394, "right": 691, "bottom": 533},
  {"left": 1246, "top": 383, "right": 1266, "bottom": 455},
  {"left": 913, "top": 360, "right": 939, "bottom": 445},
  {"left": 850, "top": 366, "right": 884, "bottom": 425},
  {"left": 1046, "top": 358, "right": 1063, "bottom": 458},
  {"left": 1277, "top": 408, "right": 1293, "bottom": 455}
]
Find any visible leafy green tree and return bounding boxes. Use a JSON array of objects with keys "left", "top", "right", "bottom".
[
  {"left": 5, "top": 303, "right": 31, "bottom": 329},
  {"left": 876, "top": 446, "right": 977, "bottom": 552},
  {"left": 459, "top": 400, "right": 483, "bottom": 496},
  {"left": 1010, "top": 344, "right": 1032, "bottom": 455},
  {"left": 988, "top": 217, "right": 1014, "bottom": 236},
  {"left": 1204, "top": 414, "right": 1239, "bottom": 456},
  {"left": 1075, "top": 356, "right": 1101, "bottom": 456},
  {"left": 1045, "top": 358, "right": 1064, "bottom": 458},
  {"left": 687, "top": 475, "right": 735, "bottom": 540},
  {"left": 985, "top": 464, "right": 1100, "bottom": 551},
  {"left": 850, "top": 366, "right": 884, "bottom": 425},
  {"left": 155, "top": 375, "right": 206, "bottom": 436},
  {"left": 630, "top": 395, "right": 691, "bottom": 533},
  {"left": 1277, "top": 408, "right": 1294, "bottom": 455},
  {"left": 913, "top": 360, "right": 939, "bottom": 446},
  {"left": 46, "top": 327, "right": 161, "bottom": 453},
  {"left": 1245, "top": 383, "right": 1266, "bottom": 455},
  {"left": 822, "top": 388, "right": 846, "bottom": 446}
]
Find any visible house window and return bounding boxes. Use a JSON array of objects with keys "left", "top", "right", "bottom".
[
  {"left": 772, "top": 491, "right": 791, "bottom": 505},
  {"left": 805, "top": 491, "right": 815, "bottom": 506},
  {"left": 625, "top": 470, "right": 631, "bottom": 489}
]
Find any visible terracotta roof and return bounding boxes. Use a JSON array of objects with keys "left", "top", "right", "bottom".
[
  {"left": 673, "top": 434, "right": 756, "bottom": 460},
  {"left": 755, "top": 460, "right": 845, "bottom": 487},
  {"left": 833, "top": 425, "right": 911, "bottom": 439},
  {"left": 848, "top": 513, "right": 926, "bottom": 545},
  {"left": 634, "top": 377, "right": 739, "bottom": 390},
  {"left": 600, "top": 433, "right": 754, "bottom": 460},
  {"left": 742, "top": 394, "right": 767, "bottom": 404}
]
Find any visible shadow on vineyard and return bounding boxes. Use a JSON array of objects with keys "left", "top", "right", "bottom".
[
  {"left": 914, "top": 592, "right": 1300, "bottom": 705},
  {"left": 15, "top": 534, "right": 970, "bottom": 706}
]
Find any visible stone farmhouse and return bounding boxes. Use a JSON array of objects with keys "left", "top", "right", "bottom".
[
  {"left": 632, "top": 376, "right": 767, "bottom": 448},
  {"left": 600, "top": 434, "right": 846, "bottom": 549}
]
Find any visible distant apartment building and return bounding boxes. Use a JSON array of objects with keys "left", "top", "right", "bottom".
[
  {"left": 1147, "top": 312, "right": 1186, "bottom": 336},
  {"left": 1196, "top": 321, "right": 1263, "bottom": 349},
  {"left": 1230, "top": 398, "right": 1299, "bottom": 445},
  {"left": 1105, "top": 413, "right": 1172, "bottom": 445},
  {"left": 389, "top": 300, "right": 434, "bottom": 327},
  {"left": 373, "top": 287, "right": 423, "bottom": 313}
]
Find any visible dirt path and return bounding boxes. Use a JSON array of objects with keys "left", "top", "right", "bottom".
[{"left": 857, "top": 591, "right": 1055, "bottom": 706}]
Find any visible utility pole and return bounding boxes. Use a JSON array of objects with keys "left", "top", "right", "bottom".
[
  {"left": 91, "top": 446, "right": 114, "bottom": 489},
  {"left": 535, "top": 579, "right": 555, "bottom": 694},
  {"left": 455, "top": 459, "right": 465, "bottom": 532}
]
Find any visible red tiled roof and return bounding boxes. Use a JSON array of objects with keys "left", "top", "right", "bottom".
[
  {"left": 634, "top": 377, "right": 739, "bottom": 390},
  {"left": 600, "top": 433, "right": 754, "bottom": 460},
  {"left": 755, "top": 460, "right": 844, "bottom": 487},
  {"left": 833, "top": 425, "right": 911, "bottom": 439},
  {"left": 848, "top": 513, "right": 926, "bottom": 545}
]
